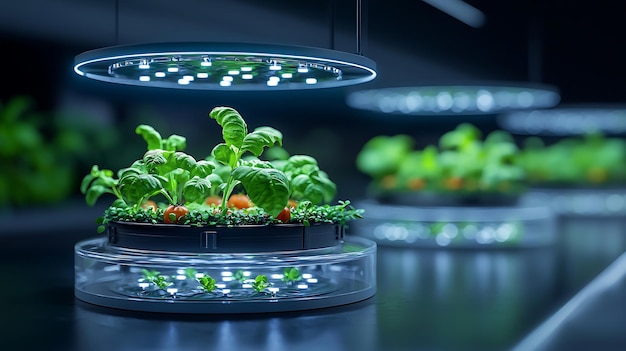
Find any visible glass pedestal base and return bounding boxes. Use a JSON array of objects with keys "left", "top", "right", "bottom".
[{"left": 74, "top": 236, "right": 376, "bottom": 313}]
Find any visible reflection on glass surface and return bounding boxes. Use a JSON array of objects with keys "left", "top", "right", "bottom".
[{"left": 375, "top": 246, "right": 558, "bottom": 350}]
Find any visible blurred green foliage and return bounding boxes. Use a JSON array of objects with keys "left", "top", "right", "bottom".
[
  {"left": 356, "top": 124, "right": 525, "bottom": 195},
  {"left": 519, "top": 133, "right": 626, "bottom": 186},
  {"left": 0, "top": 96, "right": 120, "bottom": 209}
]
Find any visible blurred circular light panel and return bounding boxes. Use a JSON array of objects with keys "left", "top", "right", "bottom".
[
  {"left": 346, "top": 83, "right": 560, "bottom": 116},
  {"left": 497, "top": 104, "right": 626, "bottom": 135}
]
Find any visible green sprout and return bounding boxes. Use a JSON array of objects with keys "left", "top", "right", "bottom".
[
  {"left": 141, "top": 269, "right": 172, "bottom": 290},
  {"left": 197, "top": 275, "right": 217, "bottom": 293},
  {"left": 282, "top": 267, "right": 302, "bottom": 283},
  {"left": 234, "top": 269, "right": 247, "bottom": 283},
  {"left": 184, "top": 268, "right": 198, "bottom": 280},
  {"left": 251, "top": 274, "right": 271, "bottom": 293}
]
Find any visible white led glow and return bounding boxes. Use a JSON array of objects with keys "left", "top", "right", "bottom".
[
  {"left": 222, "top": 289, "right": 231, "bottom": 294},
  {"left": 195, "top": 273, "right": 205, "bottom": 278},
  {"left": 271, "top": 274, "right": 284, "bottom": 279},
  {"left": 269, "top": 64, "right": 282, "bottom": 71},
  {"left": 197, "top": 73, "right": 209, "bottom": 78},
  {"left": 281, "top": 73, "right": 293, "bottom": 78},
  {"left": 138, "top": 282, "right": 150, "bottom": 289},
  {"left": 298, "top": 66, "right": 309, "bottom": 73},
  {"left": 305, "top": 78, "right": 317, "bottom": 84},
  {"left": 155, "top": 71, "right": 166, "bottom": 78},
  {"left": 167, "top": 67, "right": 179, "bottom": 73},
  {"left": 242, "top": 283, "right": 252, "bottom": 288},
  {"left": 228, "top": 70, "right": 240, "bottom": 75},
  {"left": 222, "top": 76, "right": 234, "bottom": 82},
  {"left": 241, "top": 67, "right": 253, "bottom": 72},
  {"left": 167, "top": 288, "right": 178, "bottom": 295},
  {"left": 268, "top": 76, "right": 280, "bottom": 82},
  {"left": 268, "top": 287, "right": 280, "bottom": 293},
  {"left": 183, "top": 75, "right": 194, "bottom": 81},
  {"left": 220, "top": 81, "right": 232, "bottom": 87},
  {"left": 139, "top": 64, "right": 150, "bottom": 69},
  {"left": 243, "top": 271, "right": 251, "bottom": 277},
  {"left": 301, "top": 273, "right": 313, "bottom": 279},
  {"left": 221, "top": 272, "right": 232, "bottom": 277},
  {"left": 242, "top": 74, "right": 253, "bottom": 80},
  {"left": 201, "top": 58, "right": 212, "bottom": 67},
  {"left": 297, "top": 284, "right": 308, "bottom": 289},
  {"left": 215, "top": 283, "right": 226, "bottom": 289},
  {"left": 267, "top": 80, "right": 279, "bottom": 86},
  {"left": 177, "top": 78, "right": 190, "bottom": 85},
  {"left": 306, "top": 278, "right": 318, "bottom": 283},
  {"left": 175, "top": 275, "right": 187, "bottom": 280}
]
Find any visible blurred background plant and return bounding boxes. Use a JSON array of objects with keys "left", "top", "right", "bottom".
[{"left": 0, "top": 95, "right": 120, "bottom": 210}]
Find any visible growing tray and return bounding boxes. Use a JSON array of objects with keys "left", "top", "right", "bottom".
[{"left": 106, "top": 221, "right": 344, "bottom": 253}]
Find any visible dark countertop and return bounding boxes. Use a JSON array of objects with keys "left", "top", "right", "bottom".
[{"left": 1, "top": 204, "right": 625, "bottom": 351}]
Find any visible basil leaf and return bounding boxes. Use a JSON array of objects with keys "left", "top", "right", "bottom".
[
  {"left": 232, "top": 166, "right": 289, "bottom": 217},
  {"left": 183, "top": 176, "right": 212, "bottom": 203},
  {"left": 143, "top": 150, "right": 168, "bottom": 172},
  {"left": 241, "top": 126, "right": 283, "bottom": 156},
  {"left": 135, "top": 125, "right": 163, "bottom": 150},
  {"left": 172, "top": 152, "right": 197, "bottom": 171},
  {"left": 119, "top": 173, "right": 163, "bottom": 206},
  {"left": 209, "top": 107, "right": 247, "bottom": 148},
  {"left": 85, "top": 185, "right": 112, "bottom": 206},
  {"left": 212, "top": 143, "right": 237, "bottom": 167},
  {"left": 164, "top": 134, "right": 186, "bottom": 151},
  {"left": 193, "top": 160, "right": 217, "bottom": 178}
]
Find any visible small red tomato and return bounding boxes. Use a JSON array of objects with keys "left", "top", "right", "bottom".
[
  {"left": 142, "top": 200, "right": 158, "bottom": 212},
  {"left": 205, "top": 195, "right": 222, "bottom": 206},
  {"left": 227, "top": 194, "right": 252, "bottom": 209},
  {"left": 164, "top": 205, "right": 189, "bottom": 224},
  {"left": 276, "top": 207, "right": 291, "bottom": 223}
]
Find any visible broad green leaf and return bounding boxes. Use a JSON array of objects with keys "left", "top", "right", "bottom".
[
  {"left": 212, "top": 143, "right": 237, "bottom": 167},
  {"left": 209, "top": 107, "right": 247, "bottom": 148},
  {"left": 356, "top": 135, "right": 413, "bottom": 178},
  {"left": 143, "top": 150, "right": 168, "bottom": 171},
  {"left": 193, "top": 160, "right": 217, "bottom": 178},
  {"left": 85, "top": 185, "right": 112, "bottom": 206},
  {"left": 232, "top": 166, "right": 289, "bottom": 217},
  {"left": 119, "top": 173, "right": 163, "bottom": 206},
  {"left": 135, "top": 125, "right": 163, "bottom": 150},
  {"left": 183, "top": 176, "right": 212, "bottom": 203},
  {"left": 172, "top": 152, "right": 197, "bottom": 171},
  {"left": 164, "top": 134, "right": 186, "bottom": 151},
  {"left": 241, "top": 126, "right": 283, "bottom": 156}
]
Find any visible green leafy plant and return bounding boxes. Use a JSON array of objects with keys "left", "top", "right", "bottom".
[
  {"left": 282, "top": 267, "right": 302, "bottom": 283},
  {"left": 141, "top": 269, "right": 172, "bottom": 290},
  {"left": 356, "top": 124, "right": 526, "bottom": 196},
  {"left": 81, "top": 106, "right": 363, "bottom": 229},
  {"left": 251, "top": 274, "right": 271, "bottom": 293},
  {"left": 197, "top": 275, "right": 217, "bottom": 293},
  {"left": 519, "top": 133, "right": 626, "bottom": 186}
]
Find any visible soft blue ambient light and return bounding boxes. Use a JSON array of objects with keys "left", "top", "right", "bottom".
[
  {"left": 74, "top": 42, "right": 377, "bottom": 91},
  {"left": 346, "top": 83, "right": 560, "bottom": 116}
]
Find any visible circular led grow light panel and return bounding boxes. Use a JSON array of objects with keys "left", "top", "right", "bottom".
[
  {"left": 497, "top": 105, "right": 626, "bottom": 135},
  {"left": 346, "top": 83, "right": 560, "bottom": 115},
  {"left": 74, "top": 42, "right": 377, "bottom": 90}
]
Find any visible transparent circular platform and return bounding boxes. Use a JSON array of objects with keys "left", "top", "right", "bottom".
[
  {"left": 350, "top": 200, "right": 556, "bottom": 249},
  {"left": 74, "top": 235, "right": 376, "bottom": 314},
  {"left": 520, "top": 187, "right": 626, "bottom": 217}
]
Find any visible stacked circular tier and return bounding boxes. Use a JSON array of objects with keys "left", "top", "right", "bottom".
[
  {"left": 74, "top": 223, "right": 376, "bottom": 313},
  {"left": 350, "top": 200, "right": 556, "bottom": 249}
]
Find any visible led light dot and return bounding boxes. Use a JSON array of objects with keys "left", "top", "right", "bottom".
[
  {"left": 197, "top": 73, "right": 208, "bottom": 78},
  {"left": 155, "top": 71, "right": 166, "bottom": 78},
  {"left": 177, "top": 78, "right": 190, "bottom": 85},
  {"left": 305, "top": 78, "right": 317, "bottom": 84},
  {"left": 281, "top": 73, "right": 293, "bottom": 78},
  {"left": 167, "top": 67, "right": 179, "bottom": 73},
  {"left": 271, "top": 274, "right": 284, "bottom": 279},
  {"left": 242, "top": 74, "right": 253, "bottom": 80},
  {"left": 228, "top": 70, "right": 240, "bottom": 75},
  {"left": 222, "top": 76, "right": 233, "bottom": 82},
  {"left": 166, "top": 288, "right": 178, "bottom": 295},
  {"left": 183, "top": 75, "right": 194, "bottom": 81},
  {"left": 139, "top": 76, "right": 150, "bottom": 82},
  {"left": 267, "top": 80, "right": 279, "bottom": 86},
  {"left": 241, "top": 67, "right": 253, "bottom": 72}
]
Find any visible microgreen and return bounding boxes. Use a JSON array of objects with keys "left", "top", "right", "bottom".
[
  {"left": 197, "top": 275, "right": 217, "bottom": 293},
  {"left": 281, "top": 267, "right": 302, "bottom": 283},
  {"left": 141, "top": 269, "right": 172, "bottom": 290},
  {"left": 251, "top": 274, "right": 271, "bottom": 293}
]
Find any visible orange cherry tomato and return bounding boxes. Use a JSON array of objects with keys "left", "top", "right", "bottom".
[
  {"left": 445, "top": 177, "right": 463, "bottom": 190},
  {"left": 205, "top": 195, "right": 222, "bottom": 206},
  {"left": 142, "top": 200, "right": 158, "bottom": 212},
  {"left": 276, "top": 207, "right": 291, "bottom": 223},
  {"left": 407, "top": 178, "right": 426, "bottom": 190},
  {"left": 227, "top": 194, "right": 252, "bottom": 209},
  {"left": 164, "top": 205, "right": 189, "bottom": 224}
]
